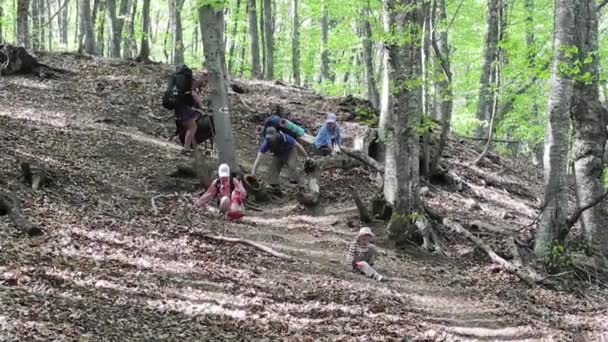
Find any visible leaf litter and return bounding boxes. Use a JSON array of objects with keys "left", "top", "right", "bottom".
[{"left": 0, "top": 52, "right": 607, "bottom": 341}]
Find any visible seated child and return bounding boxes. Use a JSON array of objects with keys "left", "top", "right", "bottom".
[
  {"left": 345, "top": 227, "right": 384, "bottom": 281},
  {"left": 196, "top": 164, "right": 247, "bottom": 220}
]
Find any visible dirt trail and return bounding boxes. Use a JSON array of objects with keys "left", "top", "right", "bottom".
[{"left": 0, "top": 54, "right": 607, "bottom": 341}]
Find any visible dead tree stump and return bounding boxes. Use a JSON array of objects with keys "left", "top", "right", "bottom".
[
  {"left": 0, "top": 191, "right": 43, "bottom": 236},
  {"left": 0, "top": 44, "right": 66, "bottom": 78}
]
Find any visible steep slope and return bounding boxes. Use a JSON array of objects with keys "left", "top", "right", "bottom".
[{"left": 0, "top": 53, "right": 607, "bottom": 341}]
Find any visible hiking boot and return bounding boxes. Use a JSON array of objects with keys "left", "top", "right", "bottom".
[
  {"left": 374, "top": 274, "right": 385, "bottom": 282},
  {"left": 180, "top": 148, "right": 193, "bottom": 156}
]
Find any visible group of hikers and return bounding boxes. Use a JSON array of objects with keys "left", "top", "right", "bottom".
[{"left": 162, "top": 65, "right": 385, "bottom": 282}]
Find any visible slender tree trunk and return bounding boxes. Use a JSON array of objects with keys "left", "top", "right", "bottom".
[
  {"left": 534, "top": 0, "right": 575, "bottom": 257},
  {"left": 259, "top": 0, "right": 265, "bottom": 76},
  {"left": 169, "top": 0, "right": 184, "bottom": 65},
  {"left": 227, "top": 0, "right": 241, "bottom": 73},
  {"left": 291, "top": 0, "right": 300, "bottom": 85},
  {"left": 74, "top": 0, "right": 80, "bottom": 47},
  {"left": 475, "top": 0, "right": 500, "bottom": 138},
  {"left": 361, "top": 0, "right": 379, "bottom": 109},
  {"left": 46, "top": 0, "right": 53, "bottom": 51},
  {"left": 320, "top": 0, "right": 330, "bottom": 82},
  {"left": 39, "top": 0, "right": 46, "bottom": 49},
  {"left": 385, "top": 0, "right": 425, "bottom": 243},
  {"left": 136, "top": 0, "right": 151, "bottom": 62},
  {"left": 430, "top": 0, "right": 453, "bottom": 174},
  {"left": 79, "top": 0, "right": 95, "bottom": 54},
  {"left": 94, "top": 0, "right": 105, "bottom": 55},
  {"left": 570, "top": 0, "right": 608, "bottom": 257},
  {"left": 263, "top": 0, "right": 275, "bottom": 78},
  {"left": 32, "top": 0, "right": 40, "bottom": 50},
  {"left": 107, "top": 0, "right": 127, "bottom": 57},
  {"left": 0, "top": 0, "right": 4, "bottom": 43},
  {"left": 124, "top": 0, "right": 137, "bottom": 58},
  {"left": 61, "top": 0, "right": 69, "bottom": 45},
  {"left": 380, "top": 8, "right": 395, "bottom": 205},
  {"left": 198, "top": 4, "right": 240, "bottom": 171},
  {"left": 248, "top": 0, "right": 261, "bottom": 78},
  {"left": 525, "top": 0, "right": 542, "bottom": 165}
]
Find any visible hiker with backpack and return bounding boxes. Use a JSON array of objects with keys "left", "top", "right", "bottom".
[
  {"left": 162, "top": 65, "right": 210, "bottom": 155},
  {"left": 314, "top": 112, "right": 342, "bottom": 156},
  {"left": 251, "top": 126, "right": 309, "bottom": 192},
  {"left": 196, "top": 164, "right": 247, "bottom": 220}
]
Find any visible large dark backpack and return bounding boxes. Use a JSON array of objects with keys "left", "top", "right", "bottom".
[{"left": 162, "top": 65, "right": 193, "bottom": 110}]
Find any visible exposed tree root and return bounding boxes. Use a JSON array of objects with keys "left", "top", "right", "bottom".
[
  {"left": 197, "top": 234, "right": 294, "bottom": 260},
  {"left": 0, "top": 191, "right": 43, "bottom": 236},
  {"left": 348, "top": 185, "right": 371, "bottom": 223},
  {"left": 444, "top": 218, "right": 542, "bottom": 287},
  {"left": 341, "top": 147, "right": 383, "bottom": 172}
]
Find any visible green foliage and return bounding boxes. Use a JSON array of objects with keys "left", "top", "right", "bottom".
[
  {"left": 355, "top": 106, "right": 379, "bottom": 127},
  {"left": 544, "top": 240, "right": 591, "bottom": 274}
]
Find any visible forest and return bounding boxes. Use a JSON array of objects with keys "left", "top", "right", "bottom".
[{"left": 1, "top": 0, "right": 608, "bottom": 340}]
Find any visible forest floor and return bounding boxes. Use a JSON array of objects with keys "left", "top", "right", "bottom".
[{"left": 0, "top": 53, "right": 607, "bottom": 341}]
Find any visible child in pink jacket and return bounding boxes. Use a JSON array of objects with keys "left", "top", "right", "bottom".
[{"left": 196, "top": 164, "right": 246, "bottom": 220}]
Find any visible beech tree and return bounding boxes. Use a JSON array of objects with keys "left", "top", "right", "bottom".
[
  {"left": 17, "top": 0, "right": 31, "bottom": 48},
  {"left": 383, "top": 0, "right": 427, "bottom": 244},
  {"left": 78, "top": 0, "right": 95, "bottom": 54},
  {"left": 136, "top": 0, "right": 151, "bottom": 62},
  {"left": 534, "top": 0, "right": 574, "bottom": 257},
  {"left": 570, "top": 0, "right": 608, "bottom": 257},
  {"left": 199, "top": 1, "right": 240, "bottom": 171},
  {"left": 248, "top": 0, "right": 261, "bottom": 78}
]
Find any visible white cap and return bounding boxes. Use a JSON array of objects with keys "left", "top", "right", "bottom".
[
  {"left": 326, "top": 113, "right": 337, "bottom": 123},
  {"left": 218, "top": 163, "right": 230, "bottom": 178},
  {"left": 356, "top": 227, "right": 375, "bottom": 239}
]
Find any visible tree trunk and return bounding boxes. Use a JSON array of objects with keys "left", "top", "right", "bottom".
[
  {"left": 384, "top": 0, "right": 425, "bottom": 243},
  {"left": 199, "top": 4, "right": 240, "bottom": 172},
  {"left": 534, "top": 0, "right": 575, "bottom": 257},
  {"left": 124, "top": 0, "right": 137, "bottom": 58},
  {"left": 46, "top": 0, "right": 53, "bottom": 51},
  {"left": 79, "top": 0, "right": 95, "bottom": 54},
  {"left": 94, "top": 0, "right": 105, "bottom": 55},
  {"left": 60, "top": 0, "right": 69, "bottom": 45},
  {"left": 430, "top": 0, "right": 453, "bottom": 174},
  {"left": 169, "top": 0, "right": 185, "bottom": 65},
  {"left": 17, "top": 0, "right": 31, "bottom": 48},
  {"left": 259, "top": 0, "right": 265, "bottom": 76},
  {"left": 248, "top": 0, "right": 261, "bottom": 78},
  {"left": 291, "top": 0, "right": 300, "bottom": 85},
  {"left": 107, "top": 0, "right": 128, "bottom": 58},
  {"left": 380, "top": 5, "right": 395, "bottom": 206},
  {"left": 570, "top": 0, "right": 608, "bottom": 257},
  {"left": 136, "top": 0, "right": 151, "bottom": 62},
  {"left": 39, "top": 0, "right": 46, "bottom": 49},
  {"left": 475, "top": 0, "right": 500, "bottom": 138},
  {"left": 320, "top": 0, "right": 331, "bottom": 82},
  {"left": 227, "top": 0, "right": 241, "bottom": 73},
  {"left": 361, "top": 0, "right": 379, "bottom": 110},
  {"left": 32, "top": 0, "right": 40, "bottom": 50},
  {"left": 0, "top": 0, "right": 3, "bottom": 43},
  {"left": 263, "top": 0, "right": 273, "bottom": 79}
]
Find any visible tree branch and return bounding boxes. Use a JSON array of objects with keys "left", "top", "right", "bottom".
[
  {"left": 598, "top": 0, "right": 608, "bottom": 11},
  {"left": 340, "top": 147, "right": 384, "bottom": 172},
  {"left": 444, "top": 218, "right": 542, "bottom": 287},
  {"left": 566, "top": 191, "right": 608, "bottom": 230}
]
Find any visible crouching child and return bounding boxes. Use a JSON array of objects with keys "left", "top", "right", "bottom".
[
  {"left": 196, "top": 163, "right": 247, "bottom": 221},
  {"left": 345, "top": 227, "right": 384, "bottom": 282}
]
